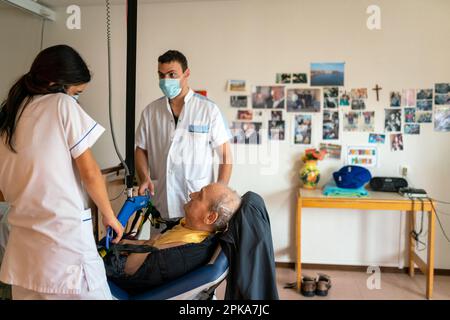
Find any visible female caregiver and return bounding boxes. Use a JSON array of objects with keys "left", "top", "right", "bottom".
[{"left": 0, "top": 45, "right": 123, "bottom": 300}]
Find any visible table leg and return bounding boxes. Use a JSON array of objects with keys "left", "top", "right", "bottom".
[
  {"left": 408, "top": 211, "right": 416, "bottom": 277},
  {"left": 426, "top": 208, "right": 435, "bottom": 299},
  {"left": 296, "top": 196, "right": 302, "bottom": 291}
]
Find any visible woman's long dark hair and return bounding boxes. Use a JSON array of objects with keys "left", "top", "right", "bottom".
[{"left": 0, "top": 44, "right": 91, "bottom": 152}]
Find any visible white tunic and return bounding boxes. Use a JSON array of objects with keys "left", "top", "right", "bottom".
[
  {"left": 135, "top": 89, "right": 231, "bottom": 219},
  {"left": 0, "top": 93, "right": 107, "bottom": 295}
]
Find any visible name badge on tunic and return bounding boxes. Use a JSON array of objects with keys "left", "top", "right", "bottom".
[
  {"left": 81, "top": 208, "right": 92, "bottom": 222},
  {"left": 188, "top": 125, "right": 209, "bottom": 133}
]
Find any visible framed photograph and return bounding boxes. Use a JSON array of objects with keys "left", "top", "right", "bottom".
[
  {"left": 268, "top": 120, "right": 285, "bottom": 140},
  {"left": 310, "top": 62, "right": 345, "bottom": 86},
  {"left": 237, "top": 110, "right": 253, "bottom": 120},
  {"left": 417, "top": 100, "right": 433, "bottom": 111},
  {"left": 319, "top": 143, "right": 342, "bottom": 160},
  {"left": 324, "top": 98, "right": 338, "bottom": 109},
  {"left": 252, "top": 110, "right": 264, "bottom": 121},
  {"left": 404, "top": 124, "right": 420, "bottom": 135},
  {"left": 343, "top": 111, "right": 360, "bottom": 132},
  {"left": 227, "top": 80, "right": 247, "bottom": 92},
  {"left": 360, "top": 111, "right": 375, "bottom": 132},
  {"left": 276, "top": 73, "right": 291, "bottom": 84},
  {"left": 435, "top": 83, "right": 450, "bottom": 94},
  {"left": 417, "top": 89, "right": 433, "bottom": 100},
  {"left": 434, "top": 106, "right": 450, "bottom": 132},
  {"left": 292, "top": 73, "right": 308, "bottom": 84},
  {"left": 390, "top": 91, "right": 401, "bottom": 107},
  {"left": 417, "top": 111, "right": 433, "bottom": 123},
  {"left": 339, "top": 88, "right": 351, "bottom": 106},
  {"left": 402, "top": 89, "right": 416, "bottom": 107},
  {"left": 435, "top": 94, "right": 450, "bottom": 105},
  {"left": 351, "top": 99, "right": 366, "bottom": 110},
  {"left": 404, "top": 108, "right": 416, "bottom": 123},
  {"left": 323, "top": 87, "right": 339, "bottom": 98},
  {"left": 347, "top": 146, "right": 378, "bottom": 167},
  {"left": 351, "top": 88, "right": 368, "bottom": 99},
  {"left": 230, "top": 95, "right": 248, "bottom": 108},
  {"left": 323, "top": 110, "right": 339, "bottom": 140},
  {"left": 252, "top": 86, "right": 285, "bottom": 109},
  {"left": 271, "top": 110, "right": 283, "bottom": 121},
  {"left": 230, "top": 122, "right": 262, "bottom": 144},
  {"left": 390, "top": 133, "right": 404, "bottom": 152},
  {"left": 384, "top": 109, "right": 402, "bottom": 132},
  {"left": 293, "top": 115, "right": 312, "bottom": 144},
  {"left": 368, "top": 133, "right": 386, "bottom": 144},
  {"left": 286, "top": 88, "right": 321, "bottom": 112}
]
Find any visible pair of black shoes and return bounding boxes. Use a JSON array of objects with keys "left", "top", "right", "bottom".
[{"left": 301, "top": 273, "right": 332, "bottom": 297}]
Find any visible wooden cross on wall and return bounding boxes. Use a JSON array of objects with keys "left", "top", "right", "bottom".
[{"left": 372, "top": 84, "right": 382, "bottom": 101}]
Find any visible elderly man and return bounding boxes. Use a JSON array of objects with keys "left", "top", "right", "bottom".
[{"left": 105, "top": 183, "right": 241, "bottom": 294}]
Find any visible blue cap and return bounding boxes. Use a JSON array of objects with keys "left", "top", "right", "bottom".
[{"left": 333, "top": 165, "right": 372, "bottom": 189}]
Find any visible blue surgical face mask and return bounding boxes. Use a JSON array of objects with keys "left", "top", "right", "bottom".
[
  {"left": 61, "top": 87, "right": 81, "bottom": 102},
  {"left": 159, "top": 78, "right": 182, "bottom": 99}
]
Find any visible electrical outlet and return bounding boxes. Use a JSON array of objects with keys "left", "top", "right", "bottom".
[{"left": 399, "top": 165, "right": 410, "bottom": 178}]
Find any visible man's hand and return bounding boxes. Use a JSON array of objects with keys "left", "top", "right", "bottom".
[
  {"left": 135, "top": 147, "right": 154, "bottom": 196},
  {"left": 102, "top": 214, "right": 124, "bottom": 244},
  {"left": 138, "top": 178, "right": 155, "bottom": 196}
]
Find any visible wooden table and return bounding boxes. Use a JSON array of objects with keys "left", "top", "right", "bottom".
[{"left": 296, "top": 188, "right": 436, "bottom": 299}]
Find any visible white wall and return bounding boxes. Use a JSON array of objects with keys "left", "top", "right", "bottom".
[
  {"left": 2, "top": 0, "right": 450, "bottom": 268},
  {"left": 0, "top": 7, "right": 43, "bottom": 98}
]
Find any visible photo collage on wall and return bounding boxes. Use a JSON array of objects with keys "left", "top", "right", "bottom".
[
  {"left": 380, "top": 83, "right": 449, "bottom": 151},
  {"left": 384, "top": 88, "right": 405, "bottom": 152},
  {"left": 416, "top": 89, "right": 433, "bottom": 123},
  {"left": 225, "top": 73, "right": 449, "bottom": 156},
  {"left": 226, "top": 63, "right": 348, "bottom": 146},
  {"left": 227, "top": 80, "right": 262, "bottom": 145},
  {"left": 434, "top": 83, "right": 450, "bottom": 132}
]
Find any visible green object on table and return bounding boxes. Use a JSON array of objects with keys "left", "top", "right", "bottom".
[{"left": 322, "top": 183, "right": 369, "bottom": 197}]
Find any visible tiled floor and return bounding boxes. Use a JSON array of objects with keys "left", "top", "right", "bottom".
[{"left": 215, "top": 267, "right": 450, "bottom": 300}]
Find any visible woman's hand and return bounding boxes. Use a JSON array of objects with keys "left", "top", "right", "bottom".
[{"left": 102, "top": 214, "right": 124, "bottom": 244}]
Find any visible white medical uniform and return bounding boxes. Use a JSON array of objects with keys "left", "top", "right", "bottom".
[
  {"left": 135, "top": 89, "right": 231, "bottom": 219},
  {"left": 0, "top": 93, "right": 111, "bottom": 300}
]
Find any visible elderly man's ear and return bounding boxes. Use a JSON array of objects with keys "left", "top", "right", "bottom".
[{"left": 204, "top": 211, "right": 219, "bottom": 225}]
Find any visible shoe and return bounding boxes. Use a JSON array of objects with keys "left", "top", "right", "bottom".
[
  {"left": 300, "top": 275, "right": 316, "bottom": 297},
  {"left": 315, "top": 273, "right": 332, "bottom": 296}
]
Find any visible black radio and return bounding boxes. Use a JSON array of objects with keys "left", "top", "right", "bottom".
[{"left": 369, "top": 177, "right": 408, "bottom": 192}]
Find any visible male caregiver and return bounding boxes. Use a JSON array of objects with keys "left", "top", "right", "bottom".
[{"left": 135, "top": 50, "right": 232, "bottom": 220}]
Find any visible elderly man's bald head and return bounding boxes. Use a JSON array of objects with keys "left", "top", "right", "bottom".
[{"left": 184, "top": 183, "right": 241, "bottom": 232}]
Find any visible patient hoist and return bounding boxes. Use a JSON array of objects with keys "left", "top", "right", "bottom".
[{"left": 99, "top": 192, "right": 228, "bottom": 300}]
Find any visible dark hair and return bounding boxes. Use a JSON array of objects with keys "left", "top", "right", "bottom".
[
  {"left": 0, "top": 44, "right": 91, "bottom": 152},
  {"left": 158, "top": 50, "right": 188, "bottom": 72}
]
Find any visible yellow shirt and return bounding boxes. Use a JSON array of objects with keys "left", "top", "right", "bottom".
[{"left": 152, "top": 218, "right": 211, "bottom": 247}]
